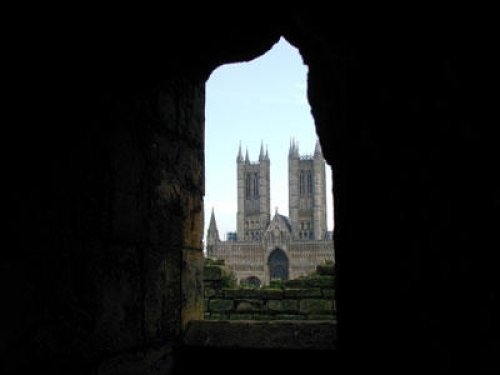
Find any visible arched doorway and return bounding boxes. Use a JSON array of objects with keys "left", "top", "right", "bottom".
[{"left": 268, "top": 248, "right": 289, "bottom": 280}]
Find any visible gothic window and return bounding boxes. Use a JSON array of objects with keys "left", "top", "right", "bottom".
[
  {"left": 307, "top": 171, "right": 312, "bottom": 196},
  {"left": 245, "top": 173, "right": 251, "bottom": 198},
  {"left": 299, "top": 171, "right": 304, "bottom": 196},
  {"left": 300, "top": 170, "right": 313, "bottom": 197},
  {"left": 254, "top": 173, "right": 259, "bottom": 197}
]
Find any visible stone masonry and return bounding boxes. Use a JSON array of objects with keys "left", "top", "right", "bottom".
[{"left": 203, "top": 260, "right": 336, "bottom": 321}]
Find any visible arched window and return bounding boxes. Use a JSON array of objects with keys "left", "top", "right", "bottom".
[
  {"left": 299, "top": 171, "right": 304, "bottom": 196},
  {"left": 307, "top": 171, "right": 313, "bottom": 196},
  {"left": 245, "top": 173, "right": 251, "bottom": 198}
]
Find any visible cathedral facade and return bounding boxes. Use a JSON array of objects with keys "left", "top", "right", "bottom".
[{"left": 206, "top": 140, "right": 334, "bottom": 286}]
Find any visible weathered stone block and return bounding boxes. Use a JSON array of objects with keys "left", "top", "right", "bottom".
[
  {"left": 282, "top": 299, "right": 299, "bottom": 312},
  {"left": 182, "top": 248, "right": 204, "bottom": 326},
  {"left": 284, "top": 279, "right": 306, "bottom": 288},
  {"left": 303, "top": 276, "right": 335, "bottom": 288},
  {"left": 253, "top": 314, "right": 275, "bottom": 320},
  {"left": 214, "top": 289, "right": 225, "bottom": 298},
  {"left": 260, "top": 289, "right": 283, "bottom": 299},
  {"left": 205, "top": 285, "right": 224, "bottom": 298},
  {"left": 299, "top": 299, "right": 333, "bottom": 314},
  {"left": 203, "top": 281, "right": 221, "bottom": 293},
  {"left": 285, "top": 276, "right": 335, "bottom": 288},
  {"left": 203, "top": 265, "right": 225, "bottom": 281},
  {"left": 224, "top": 288, "right": 259, "bottom": 299},
  {"left": 209, "top": 299, "right": 233, "bottom": 312},
  {"left": 183, "top": 195, "right": 204, "bottom": 250},
  {"left": 274, "top": 314, "right": 306, "bottom": 320},
  {"left": 267, "top": 300, "right": 283, "bottom": 311},
  {"left": 235, "top": 299, "right": 265, "bottom": 312},
  {"left": 308, "top": 314, "right": 336, "bottom": 320},
  {"left": 322, "top": 288, "right": 335, "bottom": 298},
  {"left": 208, "top": 313, "right": 227, "bottom": 320},
  {"left": 230, "top": 313, "right": 253, "bottom": 320},
  {"left": 284, "top": 288, "right": 322, "bottom": 298},
  {"left": 205, "top": 287, "right": 216, "bottom": 298}
]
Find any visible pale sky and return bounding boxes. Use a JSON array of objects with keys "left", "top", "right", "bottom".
[{"left": 204, "top": 37, "right": 334, "bottom": 246}]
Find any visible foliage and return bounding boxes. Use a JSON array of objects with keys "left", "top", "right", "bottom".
[
  {"left": 265, "top": 279, "right": 285, "bottom": 289},
  {"left": 239, "top": 279, "right": 261, "bottom": 289},
  {"left": 205, "top": 257, "right": 225, "bottom": 266},
  {"left": 220, "top": 271, "right": 237, "bottom": 288}
]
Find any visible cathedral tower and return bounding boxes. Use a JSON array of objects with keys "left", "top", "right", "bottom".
[
  {"left": 237, "top": 142, "right": 270, "bottom": 241},
  {"left": 206, "top": 208, "right": 220, "bottom": 256},
  {"left": 288, "top": 139, "right": 327, "bottom": 240}
]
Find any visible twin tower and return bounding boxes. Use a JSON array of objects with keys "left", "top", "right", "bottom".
[{"left": 235, "top": 139, "right": 328, "bottom": 242}]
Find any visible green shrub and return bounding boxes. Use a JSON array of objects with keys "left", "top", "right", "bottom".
[
  {"left": 267, "top": 279, "right": 285, "bottom": 289},
  {"left": 221, "top": 271, "right": 237, "bottom": 288},
  {"left": 239, "top": 280, "right": 260, "bottom": 289}
]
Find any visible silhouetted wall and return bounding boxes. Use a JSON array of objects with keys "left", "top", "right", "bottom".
[{"left": 3, "top": 10, "right": 498, "bottom": 374}]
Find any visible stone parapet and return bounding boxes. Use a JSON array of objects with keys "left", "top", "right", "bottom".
[{"left": 203, "top": 260, "right": 336, "bottom": 321}]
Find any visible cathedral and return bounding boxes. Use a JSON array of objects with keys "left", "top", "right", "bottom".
[{"left": 206, "top": 140, "right": 334, "bottom": 286}]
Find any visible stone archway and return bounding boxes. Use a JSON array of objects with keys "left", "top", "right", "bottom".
[{"left": 268, "top": 248, "right": 289, "bottom": 280}]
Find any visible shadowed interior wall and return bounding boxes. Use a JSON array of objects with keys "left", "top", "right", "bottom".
[
  {"left": 6, "top": 71, "right": 207, "bottom": 373},
  {"left": 287, "top": 19, "right": 498, "bottom": 371},
  {"left": 3, "top": 11, "right": 498, "bottom": 374}
]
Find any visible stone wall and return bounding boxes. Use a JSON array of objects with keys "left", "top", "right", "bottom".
[
  {"left": 203, "top": 261, "right": 335, "bottom": 320},
  {"left": 5, "top": 11, "right": 499, "bottom": 374},
  {"left": 4, "top": 70, "right": 207, "bottom": 374}
]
